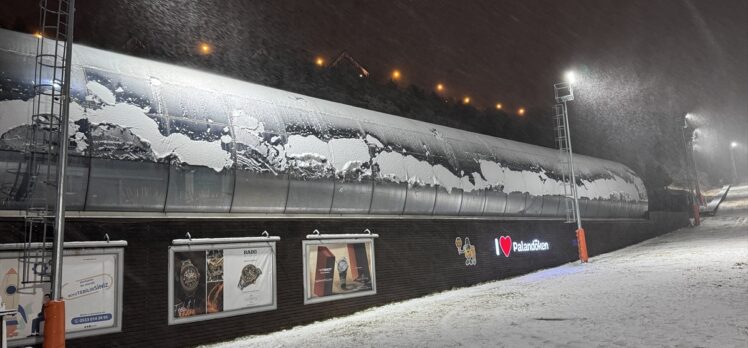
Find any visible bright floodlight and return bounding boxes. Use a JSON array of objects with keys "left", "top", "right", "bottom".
[
  {"left": 731, "top": 141, "right": 739, "bottom": 148},
  {"left": 564, "top": 70, "right": 576, "bottom": 84}
]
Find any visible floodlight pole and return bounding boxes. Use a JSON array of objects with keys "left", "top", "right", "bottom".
[
  {"left": 730, "top": 145, "right": 738, "bottom": 184},
  {"left": 554, "top": 79, "right": 587, "bottom": 263},
  {"left": 51, "top": 0, "right": 75, "bottom": 304},
  {"left": 45, "top": 1, "right": 76, "bottom": 347},
  {"left": 561, "top": 101, "right": 583, "bottom": 231},
  {"left": 680, "top": 119, "right": 700, "bottom": 225}
]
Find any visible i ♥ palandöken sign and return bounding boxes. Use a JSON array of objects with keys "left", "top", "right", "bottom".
[{"left": 494, "top": 235, "right": 550, "bottom": 257}]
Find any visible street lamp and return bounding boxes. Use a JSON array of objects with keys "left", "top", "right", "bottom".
[
  {"left": 681, "top": 114, "right": 701, "bottom": 224},
  {"left": 391, "top": 69, "right": 401, "bottom": 81},
  {"left": 553, "top": 69, "right": 587, "bottom": 263},
  {"left": 198, "top": 42, "right": 213, "bottom": 55},
  {"left": 730, "top": 141, "right": 739, "bottom": 184},
  {"left": 315, "top": 56, "right": 325, "bottom": 67},
  {"left": 564, "top": 70, "right": 576, "bottom": 84}
]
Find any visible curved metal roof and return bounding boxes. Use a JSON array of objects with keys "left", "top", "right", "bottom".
[{"left": 0, "top": 29, "right": 647, "bottom": 218}]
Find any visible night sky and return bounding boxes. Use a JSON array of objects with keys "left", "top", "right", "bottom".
[{"left": 1, "top": 0, "right": 747, "bottom": 181}]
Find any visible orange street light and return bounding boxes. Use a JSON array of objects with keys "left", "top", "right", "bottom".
[
  {"left": 517, "top": 107, "right": 526, "bottom": 116},
  {"left": 315, "top": 56, "right": 325, "bottom": 67},
  {"left": 34, "top": 31, "right": 43, "bottom": 39},
  {"left": 463, "top": 96, "right": 471, "bottom": 104},
  {"left": 199, "top": 42, "right": 213, "bottom": 55},
  {"left": 391, "top": 69, "right": 401, "bottom": 80},
  {"left": 495, "top": 103, "right": 502, "bottom": 110},
  {"left": 436, "top": 83, "right": 445, "bottom": 92}
]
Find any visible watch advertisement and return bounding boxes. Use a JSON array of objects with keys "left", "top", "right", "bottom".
[
  {"left": 0, "top": 247, "right": 124, "bottom": 346},
  {"left": 168, "top": 242, "right": 277, "bottom": 325},
  {"left": 302, "top": 239, "right": 376, "bottom": 304}
]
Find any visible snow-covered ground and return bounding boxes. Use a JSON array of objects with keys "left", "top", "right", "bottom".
[
  {"left": 207, "top": 216, "right": 748, "bottom": 348},
  {"left": 719, "top": 184, "right": 748, "bottom": 216}
]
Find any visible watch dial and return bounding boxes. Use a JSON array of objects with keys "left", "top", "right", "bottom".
[
  {"left": 182, "top": 266, "right": 200, "bottom": 290},
  {"left": 338, "top": 259, "right": 348, "bottom": 272}
]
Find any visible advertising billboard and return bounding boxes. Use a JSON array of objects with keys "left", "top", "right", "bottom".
[
  {"left": 0, "top": 246, "right": 124, "bottom": 346},
  {"left": 168, "top": 242, "right": 277, "bottom": 325},
  {"left": 302, "top": 239, "right": 376, "bottom": 304}
]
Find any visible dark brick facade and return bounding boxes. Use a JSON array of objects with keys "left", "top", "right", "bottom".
[{"left": 0, "top": 214, "right": 687, "bottom": 347}]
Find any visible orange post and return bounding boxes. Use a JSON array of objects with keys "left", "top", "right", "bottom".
[
  {"left": 576, "top": 228, "right": 589, "bottom": 263},
  {"left": 692, "top": 204, "right": 700, "bottom": 226},
  {"left": 43, "top": 300, "right": 65, "bottom": 348}
]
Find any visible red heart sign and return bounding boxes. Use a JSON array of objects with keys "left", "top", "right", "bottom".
[{"left": 499, "top": 236, "right": 512, "bottom": 257}]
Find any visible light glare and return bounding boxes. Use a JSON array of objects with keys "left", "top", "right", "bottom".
[
  {"left": 199, "top": 42, "right": 213, "bottom": 55},
  {"left": 392, "top": 69, "right": 401, "bottom": 80},
  {"left": 564, "top": 70, "right": 576, "bottom": 84}
]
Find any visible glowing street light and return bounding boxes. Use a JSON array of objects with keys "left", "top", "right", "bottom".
[
  {"left": 391, "top": 69, "right": 401, "bottom": 81},
  {"left": 315, "top": 56, "right": 325, "bottom": 67},
  {"left": 34, "top": 31, "right": 43, "bottom": 39},
  {"left": 564, "top": 70, "right": 576, "bottom": 84},
  {"left": 517, "top": 107, "right": 525, "bottom": 116},
  {"left": 462, "top": 96, "right": 471, "bottom": 104},
  {"left": 436, "top": 83, "right": 444, "bottom": 92},
  {"left": 495, "top": 103, "right": 502, "bottom": 110},
  {"left": 730, "top": 141, "right": 740, "bottom": 184},
  {"left": 198, "top": 42, "right": 213, "bottom": 55}
]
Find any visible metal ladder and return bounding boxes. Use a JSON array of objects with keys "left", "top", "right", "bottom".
[
  {"left": 554, "top": 103, "right": 576, "bottom": 223},
  {"left": 17, "top": 0, "right": 75, "bottom": 284}
]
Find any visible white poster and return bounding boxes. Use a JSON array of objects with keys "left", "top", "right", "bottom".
[
  {"left": 0, "top": 247, "right": 123, "bottom": 346},
  {"left": 62, "top": 254, "right": 117, "bottom": 333},
  {"left": 302, "top": 239, "right": 376, "bottom": 305},
  {"left": 222, "top": 247, "right": 274, "bottom": 311},
  {"left": 169, "top": 242, "right": 277, "bottom": 325}
]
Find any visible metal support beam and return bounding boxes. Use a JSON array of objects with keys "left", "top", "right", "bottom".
[{"left": 50, "top": 0, "right": 75, "bottom": 302}]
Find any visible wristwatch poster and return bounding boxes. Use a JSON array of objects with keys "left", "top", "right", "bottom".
[
  {"left": 303, "top": 239, "right": 376, "bottom": 304},
  {"left": 174, "top": 252, "right": 206, "bottom": 319},
  {"left": 169, "top": 242, "right": 277, "bottom": 325}
]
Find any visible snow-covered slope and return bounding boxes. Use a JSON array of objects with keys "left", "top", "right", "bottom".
[{"left": 207, "top": 216, "right": 748, "bottom": 347}]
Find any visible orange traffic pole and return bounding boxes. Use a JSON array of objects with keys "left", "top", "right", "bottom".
[
  {"left": 576, "top": 228, "right": 589, "bottom": 263},
  {"left": 692, "top": 204, "right": 700, "bottom": 226},
  {"left": 43, "top": 300, "right": 65, "bottom": 348}
]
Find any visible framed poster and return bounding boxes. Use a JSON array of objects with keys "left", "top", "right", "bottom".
[
  {"left": 0, "top": 246, "right": 124, "bottom": 346},
  {"left": 168, "top": 242, "right": 277, "bottom": 325},
  {"left": 302, "top": 239, "right": 376, "bottom": 304}
]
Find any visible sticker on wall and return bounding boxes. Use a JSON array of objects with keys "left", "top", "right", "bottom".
[
  {"left": 454, "top": 237, "right": 477, "bottom": 266},
  {"left": 495, "top": 235, "right": 550, "bottom": 257}
]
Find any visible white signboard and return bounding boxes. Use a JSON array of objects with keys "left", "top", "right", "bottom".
[
  {"left": 168, "top": 242, "right": 277, "bottom": 325},
  {"left": 302, "top": 239, "right": 376, "bottom": 305},
  {"left": 0, "top": 247, "right": 124, "bottom": 346}
]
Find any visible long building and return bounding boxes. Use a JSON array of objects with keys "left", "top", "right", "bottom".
[{"left": 0, "top": 29, "right": 682, "bottom": 347}]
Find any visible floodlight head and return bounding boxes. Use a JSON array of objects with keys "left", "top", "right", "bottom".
[
  {"left": 731, "top": 141, "right": 739, "bottom": 148},
  {"left": 564, "top": 70, "right": 576, "bottom": 84}
]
